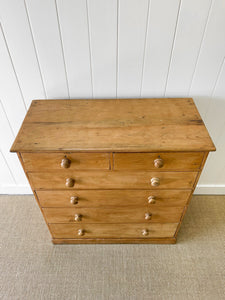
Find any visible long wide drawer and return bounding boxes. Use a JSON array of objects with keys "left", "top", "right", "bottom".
[
  {"left": 21, "top": 152, "right": 110, "bottom": 171},
  {"left": 43, "top": 207, "right": 183, "bottom": 224},
  {"left": 114, "top": 152, "right": 204, "bottom": 170},
  {"left": 36, "top": 189, "right": 191, "bottom": 207},
  {"left": 49, "top": 223, "right": 178, "bottom": 238},
  {"left": 29, "top": 171, "right": 198, "bottom": 189}
]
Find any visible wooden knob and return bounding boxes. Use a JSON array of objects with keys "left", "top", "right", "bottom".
[
  {"left": 70, "top": 196, "right": 78, "bottom": 205},
  {"left": 150, "top": 177, "right": 160, "bottom": 187},
  {"left": 65, "top": 178, "right": 75, "bottom": 187},
  {"left": 154, "top": 158, "right": 164, "bottom": 168},
  {"left": 148, "top": 196, "right": 156, "bottom": 204},
  {"left": 78, "top": 229, "right": 85, "bottom": 236},
  {"left": 145, "top": 213, "right": 152, "bottom": 220},
  {"left": 74, "top": 214, "right": 82, "bottom": 221},
  {"left": 142, "top": 229, "right": 149, "bottom": 236},
  {"left": 61, "top": 157, "right": 71, "bottom": 168}
]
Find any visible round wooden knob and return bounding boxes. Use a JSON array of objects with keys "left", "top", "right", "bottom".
[
  {"left": 142, "top": 229, "right": 149, "bottom": 236},
  {"left": 145, "top": 213, "right": 152, "bottom": 220},
  {"left": 61, "top": 157, "right": 71, "bottom": 168},
  {"left": 78, "top": 229, "right": 85, "bottom": 236},
  {"left": 70, "top": 196, "right": 78, "bottom": 205},
  {"left": 74, "top": 214, "right": 82, "bottom": 221},
  {"left": 148, "top": 196, "right": 156, "bottom": 204},
  {"left": 150, "top": 177, "right": 160, "bottom": 187},
  {"left": 65, "top": 178, "right": 75, "bottom": 187},
  {"left": 154, "top": 158, "right": 164, "bottom": 168}
]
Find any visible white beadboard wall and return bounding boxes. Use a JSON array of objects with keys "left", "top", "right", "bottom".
[{"left": 0, "top": 0, "right": 225, "bottom": 194}]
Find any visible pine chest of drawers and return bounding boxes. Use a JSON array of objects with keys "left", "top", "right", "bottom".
[{"left": 11, "top": 98, "right": 215, "bottom": 244}]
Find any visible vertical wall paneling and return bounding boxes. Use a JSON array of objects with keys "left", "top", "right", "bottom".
[
  {"left": 188, "top": 0, "right": 225, "bottom": 117},
  {"left": 0, "top": 1, "right": 225, "bottom": 193},
  {"left": 199, "top": 130, "right": 225, "bottom": 186},
  {"left": 87, "top": 0, "right": 117, "bottom": 98},
  {"left": 56, "top": 0, "right": 92, "bottom": 98},
  {"left": 141, "top": 0, "right": 180, "bottom": 97},
  {"left": 165, "top": 0, "right": 212, "bottom": 97},
  {"left": 0, "top": 151, "right": 14, "bottom": 186},
  {"left": 117, "top": 0, "right": 149, "bottom": 97},
  {"left": 204, "top": 60, "right": 225, "bottom": 144},
  {"left": 215, "top": 130, "right": 225, "bottom": 184},
  {"left": 199, "top": 59, "right": 225, "bottom": 186},
  {"left": 0, "top": 25, "right": 26, "bottom": 135},
  {"left": 0, "top": 0, "right": 46, "bottom": 108},
  {"left": 25, "top": 0, "right": 69, "bottom": 98},
  {"left": 0, "top": 101, "right": 28, "bottom": 185}
]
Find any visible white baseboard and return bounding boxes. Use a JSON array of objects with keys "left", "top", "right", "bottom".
[
  {"left": 194, "top": 185, "right": 225, "bottom": 195},
  {"left": 0, "top": 184, "right": 225, "bottom": 195},
  {"left": 0, "top": 184, "right": 32, "bottom": 194}
]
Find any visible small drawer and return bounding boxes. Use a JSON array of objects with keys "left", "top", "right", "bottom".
[
  {"left": 36, "top": 189, "right": 191, "bottom": 208},
  {"left": 43, "top": 207, "right": 183, "bottom": 224},
  {"left": 114, "top": 152, "right": 204, "bottom": 170},
  {"left": 49, "top": 223, "right": 178, "bottom": 238},
  {"left": 29, "top": 171, "right": 198, "bottom": 190},
  {"left": 21, "top": 152, "right": 110, "bottom": 171}
]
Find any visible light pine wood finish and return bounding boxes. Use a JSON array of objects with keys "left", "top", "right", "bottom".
[
  {"left": 49, "top": 223, "right": 178, "bottom": 239},
  {"left": 21, "top": 153, "right": 110, "bottom": 171},
  {"left": 10, "top": 99, "right": 215, "bottom": 152},
  {"left": 174, "top": 152, "right": 210, "bottom": 238},
  {"left": 12, "top": 123, "right": 214, "bottom": 152},
  {"left": 11, "top": 98, "right": 215, "bottom": 244},
  {"left": 114, "top": 152, "right": 204, "bottom": 170},
  {"left": 52, "top": 238, "right": 177, "bottom": 244},
  {"left": 28, "top": 171, "right": 198, "bottom": 190},
  {"left": 36, "top": 189, "right": 191, "bottom": 208},
  {"left": 42, "top": 207, "right": 184, "bottom": 224}
]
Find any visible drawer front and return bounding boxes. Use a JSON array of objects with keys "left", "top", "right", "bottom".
[
  {"left": 43, "top": 207, "right": 183, "bottom": 224},
  {"left": 21, "top": 152, "right": 110, "bottom": 171},
  {"left": 36, "top": 189, "right": 191, "bottom": 208},
  {"left": 114, "top": 152, "right": 204, "bottom": 170},
  {"left": 49, "top": 223, "right": 178, "bottom": 238},
  {"left": 29, "top": 171, "right": 197, "bottom": 190}
]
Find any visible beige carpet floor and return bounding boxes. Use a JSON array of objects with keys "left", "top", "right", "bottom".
[{"left": 0, "top": 195, "right": 224, "bottom": 300}]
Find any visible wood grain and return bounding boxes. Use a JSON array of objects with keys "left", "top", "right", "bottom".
[
  {"left": 52, "top": 237, "right": 177, "bottom": 244},
  {"left": 175, "top": 152, "right": 209, "bottom": 238},
  {"left": 36, "top": 189, "right": 191, "bottom": 208},
  {"left": 10, "top": 99, "right": 215, "bottom": 152},
  {"left": 29, "top": 170, "right": 198, "bottom": 190},
  {"left": 43, "top": 206, "right": 183, "bottom": 224},
  {"left": 17, "top": 153, "right": 54, "bottom": 238},
  {"left": 49, "top": 223, "right": 178, "bottom": 239},
  {"left": 114, "top": 152, "right": 204, "bottom": 170},
  {"left": 10, "top": 98, "right": 215, "bottom": 244},
  {"left": 22, "top": 99, "right": 202, "bottom": 123},
  {"left": 21, "top": 152, "right": 110, "bottom": 171},
  {"left": 12, "top": 123, "right": 215, "bottom": 152}
]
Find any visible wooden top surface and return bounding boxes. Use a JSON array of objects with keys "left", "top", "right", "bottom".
[{"left": 11, "top": 98, "right": 216, "bottom": 152}]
